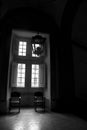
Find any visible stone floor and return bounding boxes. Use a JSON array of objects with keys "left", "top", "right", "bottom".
[{"left": 0, "top": 108, "right": 87, "bottom": 130}]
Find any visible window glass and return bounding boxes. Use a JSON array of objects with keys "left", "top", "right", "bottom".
[
  {"left": 31, "top": 64, "right": 39, "bottom": 88},
  {"left": 17, "top": 63, "right": 26, "bottom": 87},
  {"left": 18, "top": 41, "right": 27, "bottom": 56}
]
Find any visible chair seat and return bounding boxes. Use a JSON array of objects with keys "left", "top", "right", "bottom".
[
  {"left": 35, "top": 100, "right": 44, "bottom": 102},
  {"left": 10, "top": 100, "right": 20, "bottom": 103}
]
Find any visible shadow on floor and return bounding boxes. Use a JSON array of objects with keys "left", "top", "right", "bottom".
[{"left": 52, "top": 98, "right": 87, "bottom": 121}]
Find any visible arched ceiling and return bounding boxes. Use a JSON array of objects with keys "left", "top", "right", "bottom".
[
  {"left": 0, "top": 0, "right": 66, "bottom": 25},
  {"left": 0, "top": 0, "right": 56, "bottom": 15},
  {"left": 1, "top": 0, "right": 87, "bottom": 45}
]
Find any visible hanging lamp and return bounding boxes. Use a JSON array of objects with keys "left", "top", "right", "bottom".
[{"left": 31, "top": 33, "right": 46, "bottom": 56}]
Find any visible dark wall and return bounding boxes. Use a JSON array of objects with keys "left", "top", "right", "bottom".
[{"left": 0, "top": 22, "right": 11, "bottom": 113}]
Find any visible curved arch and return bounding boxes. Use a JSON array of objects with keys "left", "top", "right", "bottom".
[{"left": 0, "top": 6, "right": 58, "bottom": 34}]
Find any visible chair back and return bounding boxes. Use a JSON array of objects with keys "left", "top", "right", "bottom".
[
  {"left": 11, "top": 92, "right": 21, "bottom": 98},
  {"left": 34, "top": 92, "right": 43, "bottom": 97},
  {"left": 34, "top": 91, "right": 45, "bottom": 112}
]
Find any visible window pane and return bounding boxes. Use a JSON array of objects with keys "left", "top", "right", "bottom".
[
  {"left": 32, "top": 83, "right": 39, "bottom": 87},
  {"left": 19, "top": 52, "right": 22, "bottom": 55},
  {"left": 18, "top": 41, "right": 27, "bottom": 56},
  {"left": 22, "top": 69, "right": 25, "bottom": 73},
  {"left": 22, "top": 53, "right": 26, "bottom": 56},
  {"left": 21, "top": 78, "right": 25, "bottom": 82},
  {"left": 23, "top": 49, "right": 26, "bottom": 52},
  {"left": 32, "top": 69, "right": 39, "bottom": 74},
  {"left": 22, "top": 73, "right": 25, "bottom": 77},
  {"left": 22, "top": 64, "right": 25, "bottom": 68},
  {"left": 19, "top": 41, "right": 22, "bottom": 46},
  {"left": 23, "top": 42, "right": 26, "bottom": 46},
  {"left": 17, "top": 73, "right": 22, "bottom": 77},
  {"left": 17, "top": 63, "right": 26, "bottom": 87},
  {"left": 17, "top": 83, "right": 24, "bottom": 87},
  {"left": 23, "top": 46, "right": 26, "bottom": 49},
  {"left": 19, "top": 48, "right": 22, "bottom": 51},
  {"left": 31, "top": 79, "right": 34, "bottom": 83},
  {"left": 31, "top": 64, "right": 39, "bottom": 88},
  {"left": 17, "top": 78, "right": 21, "bottom": 83},
  {"left": 32, "top": 64, "right": 39, "bottom": 69}
]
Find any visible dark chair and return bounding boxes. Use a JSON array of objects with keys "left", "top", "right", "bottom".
[
  {"left": 34, "top": 91, "right": 45, "bottom": 112},
  {"left": 9, "top": 92, "right": 21, "bottom": 112}
]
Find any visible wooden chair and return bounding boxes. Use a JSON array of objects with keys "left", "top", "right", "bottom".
[
  {"left": 34, "top": 91, "right": 45, "bottom": 112},
  {"left": 9, "top": 92, "right": 21, "bottom": 112}
]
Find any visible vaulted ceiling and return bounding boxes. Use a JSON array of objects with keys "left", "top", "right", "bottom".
[
  {"left": 1, "top": 0, "right": 87, "bottom": 45},
  {"left": 0, "top": 0, "right": 67, "bottom": 27}
]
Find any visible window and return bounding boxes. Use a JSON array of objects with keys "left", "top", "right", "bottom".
[
  {"left": 31, "top": 64, "right": 45, "bottom": 88},
  {"left": 31, "top": 64, "right": 39, "bottom": 87},
  {"left": 11, "top": 33, "right": 46, "bottom": 89},
  {"left": 18, "top": 41, "right": 27, "bottom": 56},
  {"left": 17, "top": 63, "right": 26, "bottom": 87}
]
